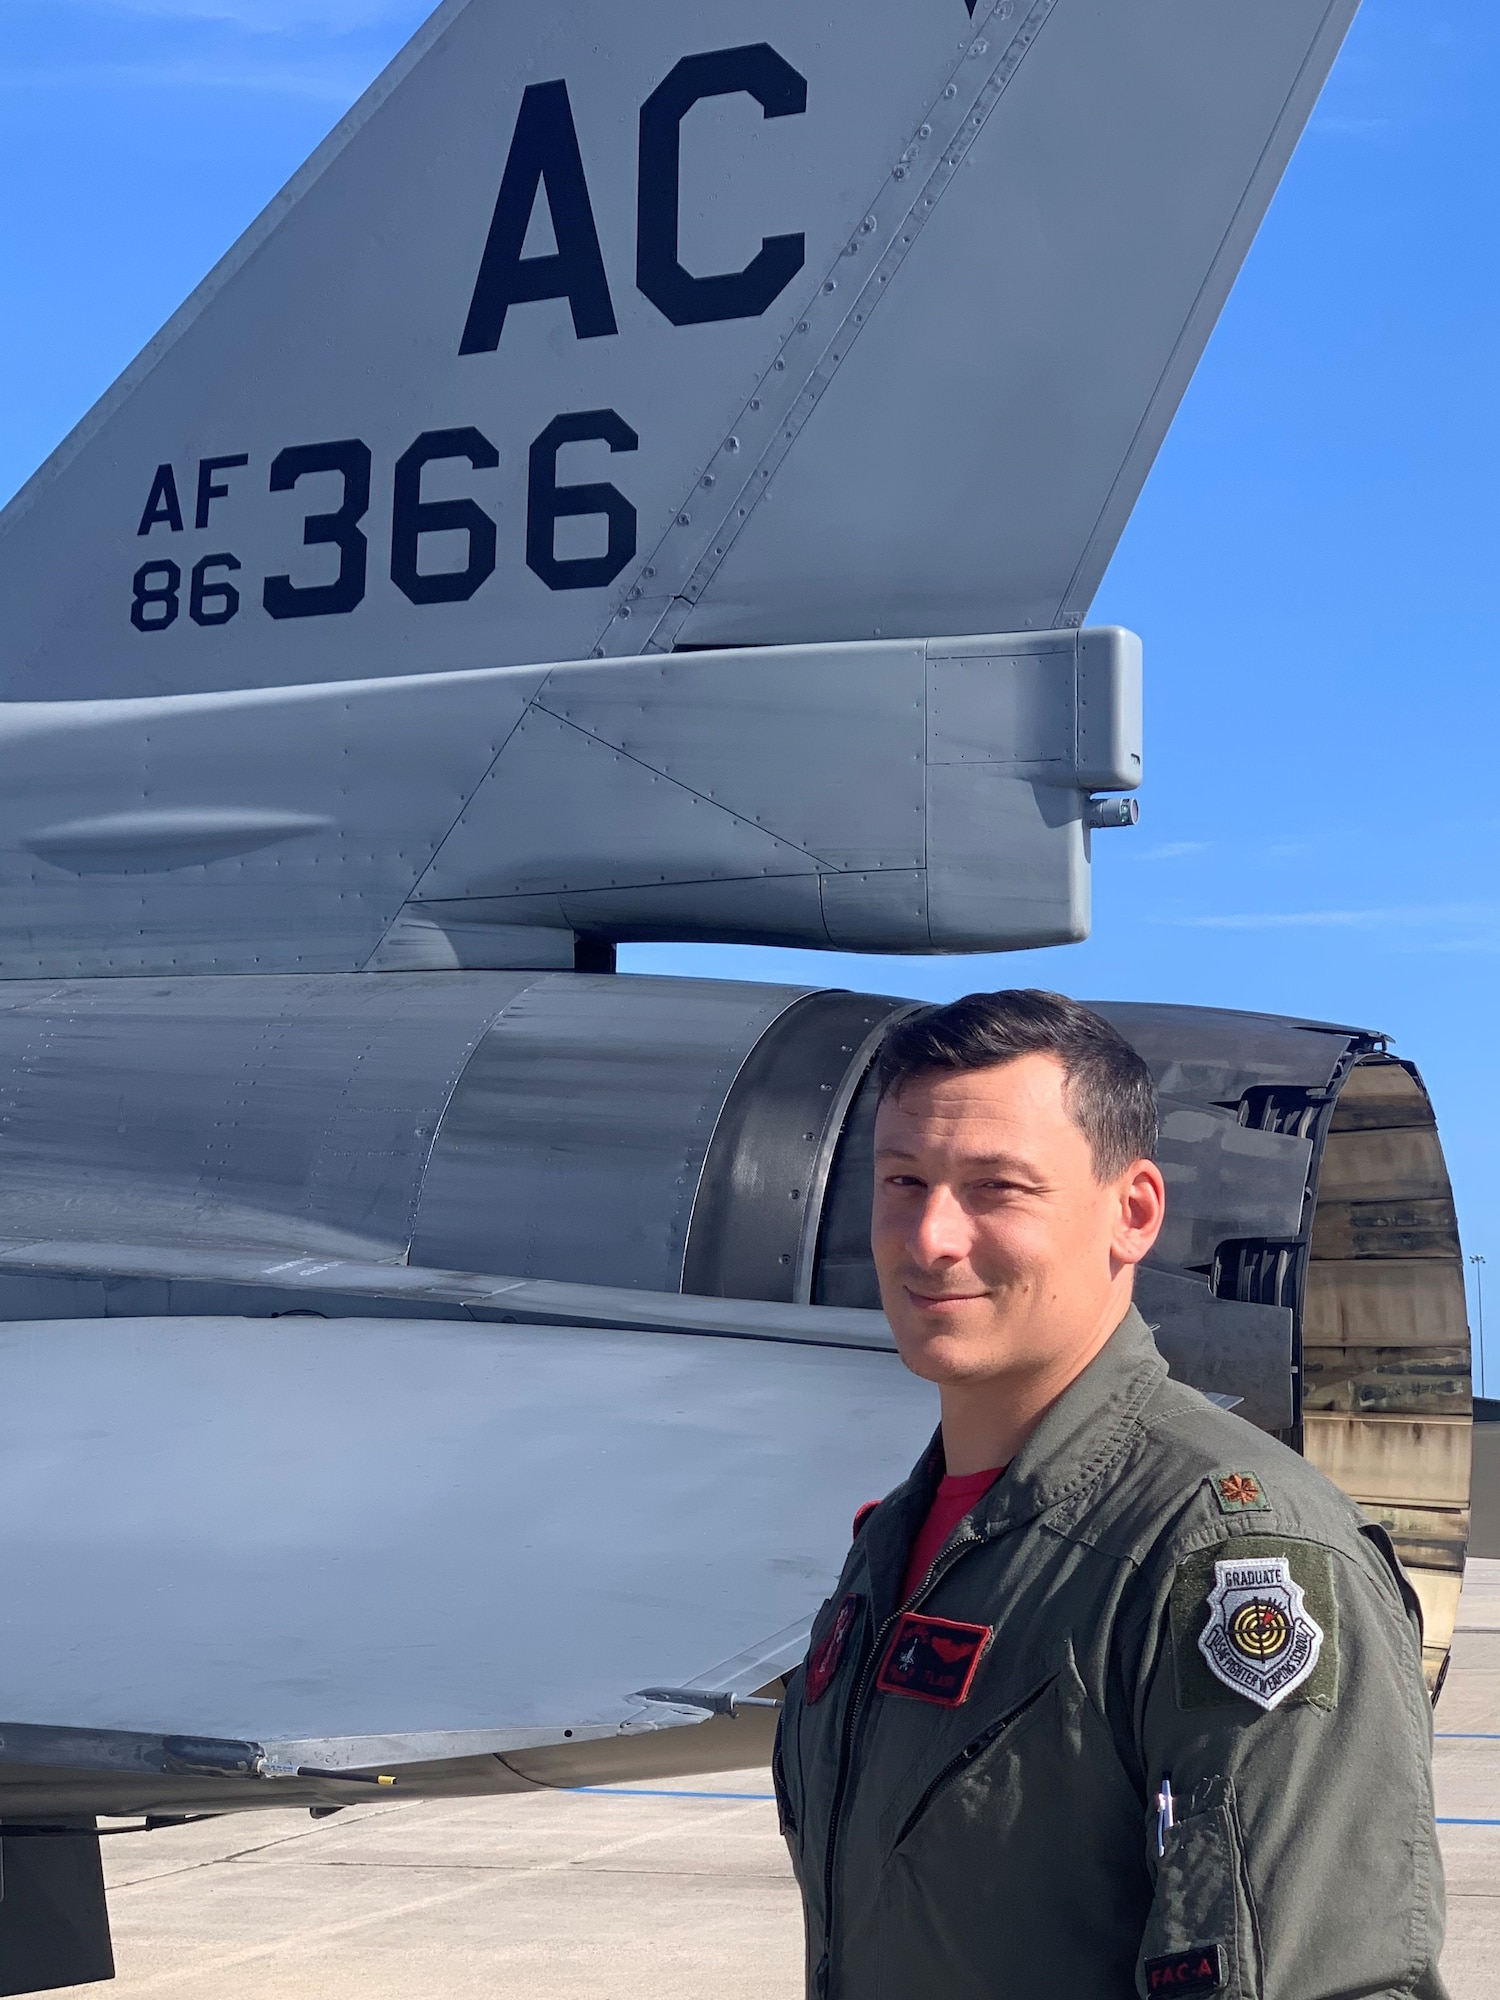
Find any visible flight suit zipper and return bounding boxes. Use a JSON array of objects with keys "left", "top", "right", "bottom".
[
  {"left": 815, "top": 1525, "right": 990, "bottom": 2000},
  {"left": 890, "top": 1673, "right": 1057, "bottom": 1848}
]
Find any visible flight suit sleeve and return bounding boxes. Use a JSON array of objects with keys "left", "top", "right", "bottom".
[{"left": 1133, "top": 1524, "right": 1447, "bottom": 2000}]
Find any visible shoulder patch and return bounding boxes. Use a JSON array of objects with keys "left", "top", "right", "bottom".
[
  {"left": 1170, "top": 1537, "right": 1339, "bottom": 1711},
  {"left": 805, "top": 1594, "right": 861, "bottom": 1704},
  {"left": 1208, "top": 1471, "right": 1271, "bottom": 1516}
]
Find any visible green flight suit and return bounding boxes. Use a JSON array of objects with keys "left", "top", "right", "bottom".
[{"left": 774, "top": 1306, "right": 1447, "bottom": 2000}]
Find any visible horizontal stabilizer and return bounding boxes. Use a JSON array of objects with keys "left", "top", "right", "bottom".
[
  {"left": 0, "top": 1312, "right": 932, "bottom": 1816},
  {"left": 0, "top": 629, "right": 1140, "bottom": 970}
]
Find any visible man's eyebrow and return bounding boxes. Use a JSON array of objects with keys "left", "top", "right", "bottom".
[{"left": 873, "top": 1146, "right": 1035, "bottom": 1170}]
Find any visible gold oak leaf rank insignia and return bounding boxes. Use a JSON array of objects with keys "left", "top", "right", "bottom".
[{"left": 1210, "top": 1471, "right": 1270, "bottom": 1515}]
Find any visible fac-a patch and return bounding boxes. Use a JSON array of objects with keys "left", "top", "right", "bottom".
[
  {"left": 1171, "top": 1536, "right": 1339, "bottom": 1711},
  {"left": 1144, "top": 1945, "right": 1224, "bottom": 1994},
  {"left": 805, "top": 1595, "right": 860, "bottom": 1704},
  {"left": 1209, "top": 1471, "right": 1270, "bottom": 1516},
  {"left": 876, "top": 1612, "right": 990, "bottom": 1706}
]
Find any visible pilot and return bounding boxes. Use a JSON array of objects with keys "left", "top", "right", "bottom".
[{"left": 773, "top": 989, "right": 1446, "bottom": 2000}]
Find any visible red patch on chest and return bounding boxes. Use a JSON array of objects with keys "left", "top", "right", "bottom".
[
  {"left": 928, "top": 1633, "right": 974, "bottom": 1664},
  {"left": 805, "top": 1595, "right": 860, "bottom": 1704},
  {"left": 876, "top": 1612, "right": 991, "bottom": 1706},
  {"left": 1145, "top": 1947, "right": 1224, "bottom": 1994}
]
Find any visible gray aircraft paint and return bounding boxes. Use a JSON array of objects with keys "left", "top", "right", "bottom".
[
  {"left": 0, "top": 1312, "right": 933, "bottom": 1749},
  {"left": 0, "top": 0, "right": 1357, "bottom": 702},
  {"left": 0, "top": 626, "right": 1138, "bottom": 974}
]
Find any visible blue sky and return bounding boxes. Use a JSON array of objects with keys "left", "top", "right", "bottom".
[{"left": 2, "top": 2, "right": 1497, "bottom": 1379}]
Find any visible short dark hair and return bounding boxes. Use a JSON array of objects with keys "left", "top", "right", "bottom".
[{"left": 876, "top": 989, "right": 1157, "bottom": 1180}]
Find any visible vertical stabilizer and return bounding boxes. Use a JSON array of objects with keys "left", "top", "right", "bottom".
[{"left": 0, "top": 0, "right": 1358, "bottom": 699}]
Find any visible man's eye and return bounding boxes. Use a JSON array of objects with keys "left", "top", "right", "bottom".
[{"left": 883, "top": 1174, "right": 924, "bottom": 1189}]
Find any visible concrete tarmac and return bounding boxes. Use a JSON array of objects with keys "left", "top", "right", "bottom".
[
  {"left": 1433, "top": 1555, "right": 1500, "bottom": 1999},
  {"left": 57, "top": 1559, "right": 1500, "bottom": 1999}
]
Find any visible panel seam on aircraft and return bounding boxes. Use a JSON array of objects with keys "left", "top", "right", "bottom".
[
  {"left": 360, "top": 681, "right": 546, "bottom": 969},
  {"left": 417, "top": 868, "right": 839, "bottom": 911},
  {"left": 525, "top": 701, "right": 835, "bottom": 867},
  {"left": 589, "top": 0, "right": 1063, "bottom": 661},
  {"left": 397, "top": 701, "right": 833, "bottom": 907},
  {"left": 305, "top": 982, "right": 494, "bottom": 1249},
  {"left": 402, "top": 975, "right": 567, "bottom": 1235}
]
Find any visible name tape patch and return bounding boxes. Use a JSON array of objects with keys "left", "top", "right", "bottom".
[
  {"left": 876, "top": 1612, "right": 990, "bottom": 1706},
  {"left": 1144, "top": 1945, "right": 1224, "bottom": 1994},
  {"left": 1199, "top": 1555, "right": 1323, "bottom": 1709},
  {"left": 806, "top": 1594, "right": 860, "bottom": 1704}
]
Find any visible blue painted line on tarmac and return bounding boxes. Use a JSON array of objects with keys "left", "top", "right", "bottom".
[
  {"left": 571, "top": 1787, "right": 776, "bottom": 1801},
  {"left": 1436, "top": 1732, "right": 1500, "bottom": 1739},
  {"left": 571, "top": 1791, "right": 1500, "bottom": 1828}
]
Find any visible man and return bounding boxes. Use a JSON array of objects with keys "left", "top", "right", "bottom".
[{"left": 774, "top": 989, "right": 1445, "bottom": 2000}]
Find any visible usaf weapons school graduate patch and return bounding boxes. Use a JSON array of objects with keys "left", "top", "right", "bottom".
[
  {"left": 1198, "top": 1555, "right": 1322, "bottom": 1708},
  {"left": 1170, "top": 1537, "right": 1339, "bottom": 1712}
]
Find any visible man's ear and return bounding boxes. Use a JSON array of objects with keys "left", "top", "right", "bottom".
[{"left": 1114, "top": 1158, "right": 1166, "bottom": 1268}]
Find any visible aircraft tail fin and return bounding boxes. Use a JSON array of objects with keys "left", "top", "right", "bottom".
[{"left": 0, "top": 0, "right": 1359, "bottom": 700}]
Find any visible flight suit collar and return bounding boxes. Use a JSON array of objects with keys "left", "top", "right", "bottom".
[
  {"left": 974, "top": 1302, "right": 1166, "bottom": 1535},
  {"left": 863, "top": 1302, "right": 1166, "bottom": 1612}
]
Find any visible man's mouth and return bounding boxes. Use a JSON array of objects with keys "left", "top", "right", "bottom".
[{"left": 904, "top": 1286, "right": 990, "bottom": 1310}]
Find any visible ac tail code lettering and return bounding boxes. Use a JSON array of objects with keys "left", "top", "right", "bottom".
[
  {"left": 635, "top": 45, "right": 806, "bottom": 329},
  {"left": 125, "top": 39, "right": 805, "bottom": 637},
  {"left": 461, "top": 45, "right": 807, "bottom": 352}
]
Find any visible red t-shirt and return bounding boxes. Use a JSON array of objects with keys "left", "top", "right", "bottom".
[{"left": 901, "top": 1466, "right": 1005, "bottom": 1601}]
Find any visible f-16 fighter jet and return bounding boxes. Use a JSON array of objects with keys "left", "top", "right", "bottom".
[{"left": 0, "top": 3, "right": 1469, "bottom": 1988}]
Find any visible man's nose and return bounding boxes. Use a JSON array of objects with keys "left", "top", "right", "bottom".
[{"left": 910, "top": 1184, "right": 972, "bottom": 1265}]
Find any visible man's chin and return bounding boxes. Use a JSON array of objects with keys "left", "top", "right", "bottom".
[{"left": 888, "top": 1315, "right": 1010, "bottom": 1387}]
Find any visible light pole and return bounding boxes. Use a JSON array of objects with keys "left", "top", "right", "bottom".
[{"left": 1472, "top": 1254, "right": 1487, "bottom": 1402}]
